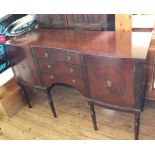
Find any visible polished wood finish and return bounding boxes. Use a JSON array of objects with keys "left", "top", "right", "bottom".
[
  {"left": 39, "top": 61, "right": 82, "bottom": 78},
  {"left": 45, "top": 88, "right": 57, "bottom": 118},
  {"left": 86, "top": 56, "right": 135, "bottom": 107},
  {"left": 33, "top": 47, "right": 81, "bottom": 65},
  {"left": 18, "top": 82, "right": 32, "bottom": 108},
  {"left": 7, "top": 29, "right": 151, "bottom": 59},
  {"left": 5, "top": 29, "right": 151, "bottom": 139},
  {"left": 135, "top": 112, "right": 140, "bottom": 140},
  {"left": 88, "top": 101, "right": 98, "bottom": 131},
  {"left": 43, "top": 73, "right": 84, "bottom": 93}
]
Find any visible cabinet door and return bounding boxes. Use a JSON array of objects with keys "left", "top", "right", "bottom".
[
  {"left": 35, "top": 14, "right": 68, "bottom": 29},
  {"left": 67, "top": 14, "right": 108, "bottom": 31},
  {"left": 6, "top": 46, "right": 40, "bottom": 86},
  {"left": 85, "top": 55, "right": 135, "bottom": 107}
]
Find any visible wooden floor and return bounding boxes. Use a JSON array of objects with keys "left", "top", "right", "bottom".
[{"left": 0, "top": 85, "right": 155, "bottom": 140}]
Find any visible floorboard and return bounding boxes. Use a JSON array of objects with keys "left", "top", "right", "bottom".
[{"left": 0, "top": 85, "right": 155, "bottom": 140}]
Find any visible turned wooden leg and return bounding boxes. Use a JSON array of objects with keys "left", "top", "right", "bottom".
[
  {"left": 46, "top": 89, "right": 57, "bottom": 118},
  {"left": 141, "top": 100, "right": 145, "bottom": 112},
  {"left": 134, "top": 112, "right": 140, "bottom": 140},
  {"left": 88, "top": 102, "right": 98, "bottom": 131},
  {"left": 20, "top": 84, "right": 32, "bottom": 108}
]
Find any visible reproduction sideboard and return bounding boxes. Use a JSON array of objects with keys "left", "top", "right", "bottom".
[{"left": 4, "top": 29, "right": 152, "bottom": 139}]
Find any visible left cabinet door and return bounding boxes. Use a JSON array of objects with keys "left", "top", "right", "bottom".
[
  {"left": 35, "top": 14, "right": 68, "bottom": 29},
  {"left": 6, "top": 46, "right": 41, "bottom": 86}
]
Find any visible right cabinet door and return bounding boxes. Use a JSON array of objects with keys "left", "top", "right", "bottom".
[
  {"left": 85, "top": 55, "right": 135, "bottom": 107},
  {"left": 35, "top": 14, "right": 68, "bottom": 29}
]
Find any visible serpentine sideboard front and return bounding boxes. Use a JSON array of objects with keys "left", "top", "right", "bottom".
[{"left": 4, "top": 29, "right": 152, "bottom": 139}]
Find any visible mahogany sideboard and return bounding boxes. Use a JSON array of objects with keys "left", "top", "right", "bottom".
[{"left": 4, "top": 29, "right": 152, "bottom": 140}]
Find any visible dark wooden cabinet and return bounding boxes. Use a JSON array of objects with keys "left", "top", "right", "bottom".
[
  {"left": 31, "top": 47, "right": 84, "bottom": 94},
  {"left": 67, "top": 14, "right": 108, "bottom": 31},
  {"left": 35, "top": 14, "right": 68, "bottom": 29},
  {"left": 5, "top": 29, "right": 151, "bottom": 139},
  {"left": 35, "top": 14, "right": 115, "bottom": 31},
  {"left": 85, "top": 56, "right": 135, "bottom": 107}
]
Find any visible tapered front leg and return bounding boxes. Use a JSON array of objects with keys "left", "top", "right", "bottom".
[
  {"left": 46, "top": 89, "right": 57, "bottom": 118},
  {"left": 20, "top": 84, "right": 32, "bottom": 108},
  {"left": 88, "top": 102, "right": 98, "bottom": 131},
  {"left": 134, "top": 112, "right": 140, "bottom": 140}
]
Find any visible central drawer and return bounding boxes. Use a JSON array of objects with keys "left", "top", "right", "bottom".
[
  {"left": 38, "top": 61, "right": 82, "bottom": 78},
  {"left": 42, "top": 73, "right": 84, "bottom": 94},
  {"left": 33, "top": 47, "right": 81, "bottom": 65}
]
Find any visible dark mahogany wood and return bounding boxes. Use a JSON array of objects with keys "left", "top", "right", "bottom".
[
  {"left": 6, "top": 29, "right": 150, "bottom": 60},
  {"left": 5, "top": 29, "right": 152, "bottom": 140},
  {"left": 85, "top": 56, "right": 135, "bottom": 107},
  {"left": 33, "top": 47, "right": 81, "bottom": 66},
  {"left": 88, "top": 101, "right": 98, "bottom": 131},
  {"left": 17, "top": 80, "right": 57, "bottom": 117},
  {"left": 45, "top": 88, "right": 57, "bottom": 118},
  {"left": 38, "top": 61, "right": 82, "bottom": 78},
  {"left": 18, "top": 82, "right": 32, "bottom": 108},
  {"left": 134, "top": 112, "right": 140, "bottom": 140},
  {"left": 42, "top": 73, "right": 84, "bottom": 94}
]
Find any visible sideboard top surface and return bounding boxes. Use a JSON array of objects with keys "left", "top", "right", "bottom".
[{"left": 6, "top": 29, "right": 152, "bottom": 60}]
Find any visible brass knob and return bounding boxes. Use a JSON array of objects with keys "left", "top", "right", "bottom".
[
  {"left": 50, "top": 75, "right": 54, "bottom": 79},
  {"left": 70, "top": 68, "right": 74, "bottom": 73},
  {"left": 67, "top": 56, "right": 72, "bottom": 61},
  {"left": 48, "top": 64, "right": 52, "bottom": 69},
  {"left": 72, "top": 79, "right": 76, "bottom": 84},
  {"left": 106, "top": 80, "right": 112, "bottom": 87},
  {"left": 44, "top": 53, "right": 49, "bottom": 58}
]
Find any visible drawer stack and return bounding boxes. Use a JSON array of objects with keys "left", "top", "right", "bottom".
[{"left": 33, "top": 47, "right": 84, "bottom": 94}]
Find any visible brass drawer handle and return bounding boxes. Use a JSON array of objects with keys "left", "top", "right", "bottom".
[
  {"left": 48, "top": 64, "right": 52, "bottom": 69},
  {"left": 67, "top": 56, "right": 72, "bottom": 61},
  {"left": 44, "top": 53, "right": 49, "bottom": 58},
  {"left": 106, "top": 80, "right": 112, "bottom": 87},
  {"left": 72, "top": 79, "right": 76, "bottom": 84},
  {"left": 50, "top": 75, "right": 54, "bottom": 79},
  {"left": 70, "top": 68, "right": 74, "bottom": 73}
]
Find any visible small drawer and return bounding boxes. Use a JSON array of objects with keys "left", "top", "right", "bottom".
[
  {"left": 33, "top": 47, "right": 81, "bottom": 65},
  {"left": 39, "top": 61, "right": 83, "bottom": 78},
  {"left": 42, "top": 73, "right": 84, "bottom": 94}
]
